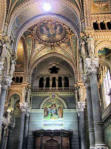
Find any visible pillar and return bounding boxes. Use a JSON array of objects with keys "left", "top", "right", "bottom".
[
  {"left": 78, "top": 101, "right": 86, "bottom": 149},
  {"left": 56, "top": 77, "right": 58, "bottom": 89},
  {"left": 0, "top": 61, "right": 4, "bottom": 95},
  {"left": 62, "top": 77, "right": 64, "bottom": 89},
  {"left": 50, "top": 77, "right": 52, "bottom": 89},
  {"left": 0, "top": 77, "right": 11, "bottom": 141},
  {"left": 83, "top": 75, "right": 95, "bottom": 149},
  {"left": 44, "top": 77, "right": 46, "bottom": 89},
  {"left": 24, "top": 112, "right": 30, "bottom": 149},
  {"left": 18, "top": 102, "right": 28, "bottom": 149},
  {"left": 85, "top": 58, "right": 108, "bottom": 149}
]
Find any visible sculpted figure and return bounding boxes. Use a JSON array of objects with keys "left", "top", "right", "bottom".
[
  {"left": 81, "top": 39, "right": 86, "bottom": 59},
  {"left": 87, "top": 36, "right": 95, "bottom": 58}
]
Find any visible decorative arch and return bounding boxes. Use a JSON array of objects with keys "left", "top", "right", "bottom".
[
  {"left": 7, "top": 0, "right": 81, "bottom": 34},
  {"left": 40, "top": 95, "right": 67, "bottom": 109},
  {"left": 95, "top": 40, "right": 111, "bottom": 56},
  {"left": 14, "top": 14, "right": 80, "bottom": 51},
  {"left": 99, "top": 59, "right": 111, "bottom": 70},
  {"left": 7, "top": 0, "right": 81, "bottom": 52},
  {"left": 30, "top": 52, "right": 77, "bottom": 81},
  {"left": 8, "top": 91, "right": 22, "bottom": 102},
  {"left": 9, "top": 94, "right": 20, "bottom": 106},
  {"left": 7, "top": 93, "right": 21, "bottom": 114}
]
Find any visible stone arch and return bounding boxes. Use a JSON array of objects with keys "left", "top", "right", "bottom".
[
  {"left": 95, "top": 40, "right": 111, "bottom": 56},
  {"left": 8, "top": 92, "right": 22, "bottom": 103},
  {"left": 95, "top": 41, "right": 111, "bottom": 69},
  {"left": 7, "top": 0, "right": 81, "bottom": 34},
  {"left": 7, "top": 0, "right": 81, "bottom": 52},
  {"left": 30, "top": 52, "right": 76, "bottom": 81},
  {"left": 9, "top": 94, "right": 20, "bottom": 105},
  {"left": 99, "top": 59, "right": 111, "bottom": 70},
  {"left": 7, "top": 94, "right": 21, "bottom": 114}
]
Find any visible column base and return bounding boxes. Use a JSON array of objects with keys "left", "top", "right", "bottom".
[
  {"left": 95, "top": 144, "right": 109, "bottom": 149},
  {"left": 90, "top": 147, "right": 95, "bottom": 149}
]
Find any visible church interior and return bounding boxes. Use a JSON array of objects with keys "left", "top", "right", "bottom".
[{"left": 0, "top": 0, "right": 111, "bottom": 149}]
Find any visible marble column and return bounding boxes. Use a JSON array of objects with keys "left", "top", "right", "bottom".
[
  {"left": 83, "top": 75, "right": 95, "bottom": 149},
  {"left": 85, "top": 58, "right": 108, "bottom": 149},
  {"left": 78, "top": 101, "right": 86, "bottom": 149},
  {"left": 24, "top": 112, "right": 30, "bottom": 149},
  {"left": 18, "top": 102, "right": 28, "bottom": 149},
  {"left": 0, "top": 61, "right": 4, "bottom": 95},
  {"left": 1, "top": 128, "right": 9, "bottom": 149},
  {"left": 0, "top": 77, "right": 11, "bottom": 140}
]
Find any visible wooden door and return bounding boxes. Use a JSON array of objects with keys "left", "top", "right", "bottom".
[{"left": 44, "top": 139, "right": 59, "bottom": 149}]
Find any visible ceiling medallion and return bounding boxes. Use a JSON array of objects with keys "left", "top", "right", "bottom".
[{"left": 35, "top": 20, "right": 71, "bottom": 46}]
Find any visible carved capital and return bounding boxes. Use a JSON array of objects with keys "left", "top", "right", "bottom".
[
  {"left": 82, "top": 74, "right": 90, "bottom": 87},
  {"left": 2, "top": 76, "right": 12, "bottom": 89},
  {"left": 85, "top": 58, "right": 99, "bottom": 75},
  {"left": 20, "top": 102, "right": 29, "bottom": 112},
  {"left": 77, "top": 101, "right": 86, "bottom": 111}
]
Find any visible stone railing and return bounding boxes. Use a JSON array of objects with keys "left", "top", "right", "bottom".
[{"left": 31, "top": 86, "right": 74, "bottom": 92}]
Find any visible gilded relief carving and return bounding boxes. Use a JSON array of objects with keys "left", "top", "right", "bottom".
[{"left": 92, "top": 0, "right": 110, "bottom": 13}]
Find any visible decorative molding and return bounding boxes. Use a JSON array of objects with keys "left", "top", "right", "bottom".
[{"left": 31, "top": 91, "right": 74, "bottom": 96}]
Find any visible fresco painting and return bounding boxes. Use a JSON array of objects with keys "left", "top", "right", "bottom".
[{"left": 43, "top": 98, "right": 63, "bottom": 120}]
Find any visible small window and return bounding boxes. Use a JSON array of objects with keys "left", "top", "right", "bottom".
[
  {"left": 46, "top": 77, "right": 50, "bottom": 88},
  {"left": 58, "top": 77, "right": 62, "bottom": 87},
  {"left": 100, "top": 22, "right": 106, "bottom": 30},
  {"left": 39, "top": 77, "right": 44, "bottom": 88},
  {"left": 107, "top": 22, "right": 111, "bottom": 30},
  {"left": 64, "top": 77, "right": 69, "bottom": 87},
  {"left": 52, "top": 77, "right": 56, "bottom": 88},
  {"left": 93, "top": 22, "right": 99, "bottom": 30}
]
